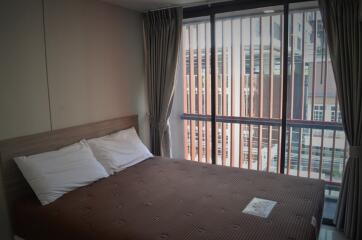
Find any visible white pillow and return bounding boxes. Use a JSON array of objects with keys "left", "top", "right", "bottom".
[
  {"left": 14, "top": 141, "right": 109, "bottom": 205},
  {"left": 87, "top": 127, "right": 153, "bottom": 175}
]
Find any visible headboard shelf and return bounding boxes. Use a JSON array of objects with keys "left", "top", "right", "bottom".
[{"left": 0, "top": 115, "right": 138, "bottom": 205}]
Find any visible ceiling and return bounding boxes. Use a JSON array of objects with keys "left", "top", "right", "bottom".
[{"left": 101, "top": 0, "right": 222, "bottom": 12}]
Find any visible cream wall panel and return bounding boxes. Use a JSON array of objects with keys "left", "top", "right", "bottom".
[
  {"left": 44, "top": 0, "right": 145, "bottom": 134},
  {"left": 0, "top": 0, "right": 51, "bottom": 141}
]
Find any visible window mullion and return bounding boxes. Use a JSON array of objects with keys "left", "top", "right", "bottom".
[
  {"left": 280, "top": 3, "right": 290, "bottom": 174},
  {"left": 210, "top": 12, "right": 217, "bottom": 165}
]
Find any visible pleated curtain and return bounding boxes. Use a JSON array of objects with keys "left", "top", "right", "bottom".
[
  {"left": 319, "top": 0, "right": 362, "bottom": 239},
  {"left": 143, "top": 8, "right": 182, "bottom": 157}
]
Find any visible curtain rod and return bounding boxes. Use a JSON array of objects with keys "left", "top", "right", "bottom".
[{"left": 146, "top": 0, "right": 231, "bottom": 12}]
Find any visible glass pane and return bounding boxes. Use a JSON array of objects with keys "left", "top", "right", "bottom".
[
  {"left": 285, "top": 1, "right": 347, "bottom": 184},
  {"left": 215, "top": 6, "right": 284, "bottom": 171},
  {"left": 172, "top": 16, "right": 211, "bottom": 163}
]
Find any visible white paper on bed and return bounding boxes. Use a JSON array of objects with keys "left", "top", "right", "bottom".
[{"left": 242, "top": 197, "right": 277, "bottom": 218}]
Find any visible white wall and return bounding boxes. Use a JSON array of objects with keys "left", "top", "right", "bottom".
[
  {"left": 170, "top": 49, "right": 185, "bottom": 159},
  {"left": 0, "top": 0, "right": 51, "bottom": 141},
  {"left": 0, "top": 0, "right": 147, "bottom": 239}
]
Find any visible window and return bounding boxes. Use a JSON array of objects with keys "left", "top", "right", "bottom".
[
  {"left": 171, "top": 2, "right": 347, "bottom": 187},
  {"left": 331, "top": 106, "right": 342, "bottom": 122},
  {"left": 313, "top": 105, "right": 324, "bottom": 121}
]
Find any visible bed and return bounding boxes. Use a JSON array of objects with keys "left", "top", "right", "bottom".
[{"left": 0, "top": 115, "right": 325, "bottom": 240}]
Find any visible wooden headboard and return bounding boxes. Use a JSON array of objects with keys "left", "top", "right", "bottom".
[{"left": 0, "top": 115, "right": 138, "bottom": 205}]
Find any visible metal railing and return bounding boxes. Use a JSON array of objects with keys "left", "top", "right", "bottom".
[{"left": 180, "top": 8, "right": 347, "bottom": 184}]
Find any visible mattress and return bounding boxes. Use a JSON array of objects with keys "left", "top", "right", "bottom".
[{"left": 13, "top": 157, "right": 324, "bottom": 240}]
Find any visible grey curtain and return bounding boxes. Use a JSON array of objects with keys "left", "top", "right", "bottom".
[
  {"left": 143, "top": 8, "right": 182, "bottom": 157},
  {"left": 319, "top": 0, "right": 362, "bottom": 239}
]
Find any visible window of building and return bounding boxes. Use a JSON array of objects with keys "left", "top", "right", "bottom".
[
  {"left": 331, "top": 106, "right": 342, "bottom": 122},
  {"left": 313, "top": 105, "right": 324, "bottom": 121}
]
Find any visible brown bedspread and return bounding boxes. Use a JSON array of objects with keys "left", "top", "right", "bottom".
[{"left": 13, "top": 157, "right": 324, "bottom": 240}]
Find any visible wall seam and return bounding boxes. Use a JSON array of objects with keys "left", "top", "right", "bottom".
[{"left": 42, "top": 0, "right": 53, "bottom": 131}]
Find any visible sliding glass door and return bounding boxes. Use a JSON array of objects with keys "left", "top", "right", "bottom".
[{"left": 171, "top": 0, "right": 346, "bottom": 186}]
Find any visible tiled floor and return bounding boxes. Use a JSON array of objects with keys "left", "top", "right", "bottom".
[{"left": 319, "top": 225, "right": 348, "bottom": 240}]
